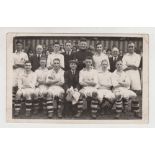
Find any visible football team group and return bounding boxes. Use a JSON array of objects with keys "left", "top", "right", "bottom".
[{"left": 12, "top": 38, "right": 142, "bottom": 119}]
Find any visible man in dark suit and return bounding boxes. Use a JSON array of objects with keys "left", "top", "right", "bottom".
[
  {"left": 73, "top": 38, "right": 92, "bottom": 71},
  {"left": 30, "top": 45, "right": 44, "bottom": 71},
  {"left": 63, "top": 41, "right": 75, "bottom": 71},
  {"left": 64, "top": 59, "right": 80, "bottom": 117},
  {"left": 109, "top": 47, "right": 122, "bottom": 72}
]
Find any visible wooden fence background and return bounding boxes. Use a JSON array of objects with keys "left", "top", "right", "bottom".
[{"left": 13, "top": 36, "right": 143, "bottom": 54}]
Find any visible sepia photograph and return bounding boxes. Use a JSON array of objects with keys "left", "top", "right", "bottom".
[{"left": 6, "top": 32, "right": 149, "bottom": 123}]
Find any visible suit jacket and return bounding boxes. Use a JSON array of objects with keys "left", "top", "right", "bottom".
[
  {"left": 64, "top": 70, "right": 80, "bottom": 91},
  {"left": 73, "top": 49, "right": 93, "bottom": 71},
  {"left": 109, "top": 56, "right": 122, "bottom": 72},
  {"left": 29, "top": 54, "right": 42, "bottom": 71},
  {"left": 63, "top": 51, "right": 75, "bottom": 71}
]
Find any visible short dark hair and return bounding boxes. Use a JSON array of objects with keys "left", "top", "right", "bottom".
[
  {"left": 96, "top": 42, "right": 102, "bottom": 47},
  {"left": 25, "top": 60, "right": 31, "bottom": 64},
  {"left": 53, "top": 58, "right": 60, "bottom": 62},
  {"left": 85, "top": 56, "right": 92, "bottom": 61},
  {"left": 65, "top": 40, "right": 72, "bottom": 45},
  {"left": 40, "top": 56, "right": 47, "bottom": 61},
  {"left": 16, "top": 40, "right": 23, "bottom": 45},
  {"left": 80, "top": 38, "right": 87, "bottom": 42},
  {"left": 54, "top": 41, "right": 60, "bottom": 45}
]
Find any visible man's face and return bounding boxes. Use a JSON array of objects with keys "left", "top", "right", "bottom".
[
  {"left": 54, "top": 44, "right": 60, "bottom": 52},
  {"left": 25, "top": 63, "right": 32, "bottom": 71},
  {"left": 36, "top": 47, "right": 43, "bottom": 55},
  {"left": 106, "top": 50, "right": 111, "bottom": 56},
  {"left": 96, "top": 44, "right": 103, "bottom": 53},
  {"left": 53, "top": 60, "right": 60, "bottom": 69},
  {"left": 128, "top": 43, "right": 135, "bottom": 54},
  {"left": 112, "top": 48, "right": 119, "bottom": 57},
  {"left": 80, "top": 41, "right": 87, "bottom": 50},
  {"left": 65, "top": 43, "right": 72, "bottom": 51},
  {"left": 40, "top": 59, "right": 46, "bottom": 68},
  {"left": 70, "top": 62, "right": 77, "bottom": 70},
  {"left": 16, "top": 43, "right": 23, "bottom": 51},
  {"left": 101, "top": 61, "right": 108, "bottom": 70},
  {"left": 116, "top": 61, "right": 123, "bottom": 71},
  {"left": 85, "top": 59, "right": 92, "bottom": 68}
]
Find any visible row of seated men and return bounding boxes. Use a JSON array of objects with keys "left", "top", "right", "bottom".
[{"left": 13, "top": 56, "right": 141, "bottom": 119}]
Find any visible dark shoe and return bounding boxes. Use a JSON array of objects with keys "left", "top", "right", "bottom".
[
  {"left": 48, "top": 112, "right": 53, "bottom": 118},
  {"left": 115, "top": 113, "right": 121, "bottom": 119},
  {"left": 91, "top": 114, "right": 97, "bottom": 119},
  {"left": 33, "top": 109, "right": 39, "bottom": 115},
  {"left": 25, "top": 111, "right": 31, "bottom": 117},
  {"left": 134, "top": 112, "right": 142, "bottom": 119},
  {"left": 57, "top": 113, "right": 63, "bottom": 118},
  {"left": 74, "top": 112, "right": 82, "bottom": 118},
  {"left": 14, "top": 110, "right": 19, "bottom": 117}
]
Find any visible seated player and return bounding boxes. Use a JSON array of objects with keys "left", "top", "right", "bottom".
[
  {"left": 33, "top": 57, "right": 48, "bottom": 114},
  {"left": 46, "top": 58, "right": 65, "bottom": 118},
  {"left": 64, "top": 59, "right": 80, "bottom": 116},
  {"left": 14, "top": 61, "right": 36, "bottom": 117},
  {"left": 111, "top": 60, "right": 140, "bottom": 119},
  {"left": 97, "top": 59, "right": 115, "bottom": 115},
  {"left": 47, "top": 41, "right": 64, "bottom": 70},
  {"left": 77, "top": 56, "right": 99, "bottom": 119}
]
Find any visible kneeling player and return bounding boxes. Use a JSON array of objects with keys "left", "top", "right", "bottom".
[
  {"left": 77, "top": 56, "right": 99, "bottom": 119},
  {"left": 34, "top": 57, "right": 48, "bottom": 114},
  {"left": 14, "top": 61, "right": 36, "bottom": 117},
  {"left": 97, "top": 59, "right": 115, "bottom": 116},
  {"left": 46, "top": 58, "right": 65, "bottom": 118},
  {"left": 112, "top": 60, "right": 140, "bottom": 119}
]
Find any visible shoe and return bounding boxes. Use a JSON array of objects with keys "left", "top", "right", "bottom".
[
  {"left": 25, "top": 111, "right": 31, "bottom": 117},
  {"left": 14, "top": 110, "right": 19, "bottom": 117},
  {"left": 57, "top": 113, "right": 62, "bottom": 118},
  {"left": 115, "top": 113, "right": 121, "bottom": 119},
  {"left": 91, "top": 114, "right": 97, "bottom": 119},
  {"left": 134, "top": 112, "right": 142, "bottom": 119},
  {"left": 33, "top": 109, "right": 39, "bottom": 115},
  {"left": 74, "top": 112, "right": 82, "bottom": 118},
  {"left": 48, "top": 112, "right": 53, "bottom": 118}
]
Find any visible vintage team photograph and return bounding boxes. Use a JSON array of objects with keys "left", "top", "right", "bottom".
[{"left": 6, "top": 32, "right": 149, "bottom": 123}]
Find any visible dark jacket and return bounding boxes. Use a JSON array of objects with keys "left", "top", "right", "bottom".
[
  {"left": 63, "top": 51, "right": 75, "bottom": 71},
  {"left": 73, "top": 49, "right": 92, "bottom": 71},
  {"left": 29, "top": 54, "right": 43, "bottom": 71},
  {"left": 109, "top": 56, "right": 122, "bottom": 72},
  {"left": 64, "top": 70, "right": 80, "bottom": 91}
]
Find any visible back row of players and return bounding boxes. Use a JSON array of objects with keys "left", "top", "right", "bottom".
[{"left": 13, "top": 38, "right": 142, "bottom": 119}]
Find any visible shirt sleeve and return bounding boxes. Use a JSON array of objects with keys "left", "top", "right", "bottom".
[
  {"left": 134, "top": 54, "right": 141, "bottom": 67},
  {"left": 47, "top": 55, "right": 51, "bottom": 68},
  {"left": 60, "top": 54, "right": 64, "bottom": 68},
  {"left": 111, "top": 73, "right": 119, "bottom": 87},
  {"left": 93, "top": 70, "right": 98, "bottom": 85},
  {"left": 31, "top": 73, "right": 37, "bottom": 88},
  {"left": 60, "top": 71, "right": 64, "bottom": 84},
  {"left": 17, "top": 75, "right": 23, "bottom": 89},
  {"left": 122, "top": 55, "right": 127, "bottom": 69},
  {"left": 79, "top": 70, "right": 84, "bottom": 85},
  {"left": 25, "top": 53, "right": 29, "bottom": 61}
]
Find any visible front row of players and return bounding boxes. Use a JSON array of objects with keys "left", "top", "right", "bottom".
[{"left": 13, "top": 56, "right": 140, "bottom": 119}]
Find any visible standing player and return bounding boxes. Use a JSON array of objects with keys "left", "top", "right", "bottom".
[
  {"left": 122, "top": 42, "right": 141, "bottom": 92},
  {"left": 47, "top": 42, "right": 64, "bottom": 70},
  {"left": 111, "top": 60, "right": 140, "bottom": 119},
  {"left": 77, "top": 56, "right": 98, "bottom": 119},
  {"left": 33, "top": 57, "right": 48, "bottom": 114},
  {"left": 13, "top": 41, "right": 29, "bottom": 111},
  {"left": 14, "top": 61, "right": 36, "bottom": 117},
  {"left": 46, "top": 58, "right": 65, "bottom": 118},
  {"left": 74, "top": 38, "right": 92, "bottom": 71},
  {"left": 93, "top": 43, "right": 110, "bottom": 71},
  {"left": 97, "top": 59, "right": 115, "bottom": 115}
]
